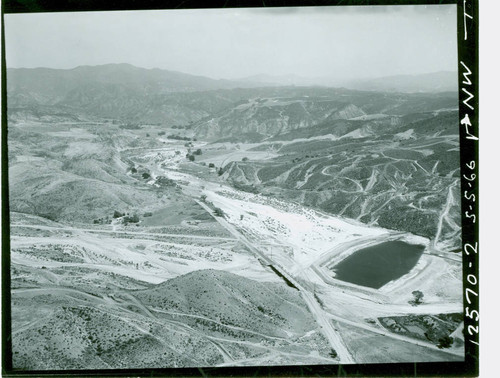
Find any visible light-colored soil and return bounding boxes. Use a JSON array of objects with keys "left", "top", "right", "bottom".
[{"left": 9, "top": 115, "right": 463, "bottom": 369}]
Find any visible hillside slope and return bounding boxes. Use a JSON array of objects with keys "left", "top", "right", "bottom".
[
  {"left": 137, "top": 269, "right": 316, "bottom": 338},
  {"left": 12, "top": 270, "right": 331, "bottom": 369},
  {"left": 194, "top": 90, "right": 457, "bottom": 140}
]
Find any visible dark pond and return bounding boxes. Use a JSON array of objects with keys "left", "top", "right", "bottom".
[{"left": 331, "top": 240, "right": 425, "bottom": 289}]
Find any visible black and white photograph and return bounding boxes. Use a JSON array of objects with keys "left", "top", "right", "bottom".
[{"left": 2, "top": 1, "right": 478, "bottom": 375}]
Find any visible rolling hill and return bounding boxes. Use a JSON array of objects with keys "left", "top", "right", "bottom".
[
  {"left": 12, "top": 269, "right": 331, "bottom": 370},
  {"left": 218, "top": 111, "right": 461, "bottom": 250},
  {"left": 194, "top": 90, "right": 458, "bottom": 141}
]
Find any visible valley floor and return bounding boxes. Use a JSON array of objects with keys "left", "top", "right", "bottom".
[{"left": 9, "top": 122, "right": 464, "bottom": 370}]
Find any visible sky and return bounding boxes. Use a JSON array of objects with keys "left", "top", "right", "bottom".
[{"left": 4, "top": 5, "right": 458, "bottom": 81}]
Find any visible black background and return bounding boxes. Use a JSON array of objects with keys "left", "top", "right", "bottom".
[{"left": 1, "top": 0, "right": 479, "bottom": 376}]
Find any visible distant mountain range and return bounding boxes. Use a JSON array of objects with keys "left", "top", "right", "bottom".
[
  {"left": 237, "top": 73, "right": 318, "bottom": 87},
  {"left": 238, "top": 71, "right": 458, "bottom": 93},
  {"left": 6, "top": 63, "right": 264, "bottom": 103},
  {"left": 6, "top": 64, "right": 458, "bottom": 126},
  {"left": 342, "top": 71, "right": 458, "bottom": 93},
  {"left": 7, "top": 64, "right": 260, "bottom": 124},
  {"left": 8, "top": 64, "right": 458, "bottom": 100}
]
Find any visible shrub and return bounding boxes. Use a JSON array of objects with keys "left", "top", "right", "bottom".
[
  {"left": 214, "top": 208, "right": 225, "bottom": 217},
  {"left": 209, "top": 163, "right": 215, "bottom": 168},
  {"left": 156, "top": 176, "right": 176, "bottom": 187},
  {"left": 142, "top": 172, "right": 151, "bottom": 179},
  {"left": 168, "top": 134, "right": 190, "bottom": 141}
]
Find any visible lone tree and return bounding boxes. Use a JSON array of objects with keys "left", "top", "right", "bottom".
[
  {"left": 410, "top": 290, "right": 424, "bottom": 305},
  {"left": 329, "top": 349, "right": 338, "bottom": 359}
]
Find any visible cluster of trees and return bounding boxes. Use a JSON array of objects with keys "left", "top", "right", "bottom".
[
  {"left": 437, "top": 336, "right": 454, "bottom": 349},
  {"left": 186, "top": 149, "right": 202, "bottom": 162},
  {"left": 201, "top": 163, "right": 223, "bottom": 175},
  {"left": 123, "top": 214, "right": 140, "bottom": 224},
  {"left": 93, "top": 217, "right": 111, "bottom": 225},
  {"left": 128, "top": 166, "right": 151, "bottom": 179},
  {"left": 113, "top": 210, "right": 140, "bottom": 224},
  {"left": 128, "top": 167, "right": 153, "bottom": 180}
]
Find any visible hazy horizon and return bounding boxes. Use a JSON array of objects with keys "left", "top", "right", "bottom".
[
  {"left": 5, "top": 62, "right": 458, "bottom": 82},
  {"left": 5, "top": 5, "right": 457, "bottom": 82}
]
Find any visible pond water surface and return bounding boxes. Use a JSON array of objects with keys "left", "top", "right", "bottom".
[{"left": 331, "top": 240, "right": 425, "bottom": 289}]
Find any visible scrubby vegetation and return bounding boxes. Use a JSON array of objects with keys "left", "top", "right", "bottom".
[{"left": 379, "top": 313, "right": 463, "bottom": 348}]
